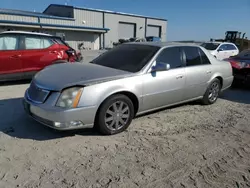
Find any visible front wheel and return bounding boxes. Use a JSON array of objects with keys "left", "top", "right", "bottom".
[
  {"left": 201, "top": 78, "right": 221, "bottom": 105},
  {"left": 95, "top": 94, "right": 134, "bottom": 135}
]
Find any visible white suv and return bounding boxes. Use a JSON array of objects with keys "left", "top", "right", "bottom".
[{"left": 201, "top": 42, "right": 239, "bottom": 60}]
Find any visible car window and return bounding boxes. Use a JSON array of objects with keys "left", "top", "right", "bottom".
[
  {"left": 0, "top": 36, "right": 18, "bottom": 50},
  {"left": 155, "top": 47, "right": 183, "bottom": 69},
  {"left": 183, "top": 46, "right": 202, "bottom": 66},
  {"left": 218, "top": 44, "right": 227, "bottom": 51},
  {"left": 91, "top": 44, "right": 160, "bottom": 73},
  {"left": 226, "top": 44, "right": 237, "bottom": 50},
  {"left": 43, "top": 38, "right": 54, "bottom": 48},
  {"left": 199, "top": 48, "right": 211, "bottom": 65},
  {"left": 24, "top": 36, "right": 53, "bottom": 50}
]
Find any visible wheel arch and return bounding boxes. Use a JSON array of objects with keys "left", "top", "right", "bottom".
[
  {"left": 208, "top": 73, "right": 223, "bottom": 87},
  {"left": 94, "top": 90, "right": 140, "bottom": 123}
]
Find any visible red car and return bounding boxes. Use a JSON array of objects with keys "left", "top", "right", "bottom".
[{"left": 0, "top": 31, "right": 82, "bottom": 82}]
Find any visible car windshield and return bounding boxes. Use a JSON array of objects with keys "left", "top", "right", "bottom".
[
  {"left": 201, "top": 43, "right": 220, "bottom": 50},
  {"left": 90, "top": 44, "right": 160, "bottom": 72}
]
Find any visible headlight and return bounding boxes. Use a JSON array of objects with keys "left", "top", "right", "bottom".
[{"left": 56, "top": 87, "right": 83, "bottom": 108}]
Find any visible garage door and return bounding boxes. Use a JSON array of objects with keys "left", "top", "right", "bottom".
[
  {"left": 118, "top": 22, "right": 135, "bottom": 39},
  {"left": 147, "top": 25, "right": 161, "bottom": 37}
]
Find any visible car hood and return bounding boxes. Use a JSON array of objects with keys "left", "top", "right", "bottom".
[{"left": 33, "top": 63, "right": 133, "bottom": 91}]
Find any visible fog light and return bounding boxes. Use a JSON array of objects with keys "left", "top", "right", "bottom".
[{"left": 53, "top": 121, "right": 83, "bottom": 128}]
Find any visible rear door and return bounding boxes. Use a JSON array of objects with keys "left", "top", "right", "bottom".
[
  {"left": 20, "top": 35, "right": 58, "bottom": 78},
  {"left": 182, "top": 46, "right": 212, "bottom": 100},
  {"left": 226, "top": 44, "right": 239, "bottom": 57},
  {"left": 0, "top": 34, "right": 23, "bottom": 81}
]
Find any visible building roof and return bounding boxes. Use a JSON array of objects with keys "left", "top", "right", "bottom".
[
  {"left": 0, "top": 8, "right": 75, "bottom": 20},
  {"left": 0, "top": 4, "right": 167, "bottom": 22},
  {"left": 45, "top": 4, "right": 168, "bottom": 21}
]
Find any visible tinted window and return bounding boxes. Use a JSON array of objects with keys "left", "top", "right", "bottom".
[
  {"left": 183, "top": 47, "right": 202, "bottom": 66},
  {"left": 201, "top": 43, "right": 219, "bottom": 50},
  {"left": 236, "top": 50, "right": 250, "bottom": 58},
  {"left": 218, "top": 44, "right": 227, "bottom": 51},
  {"left": 226, "top": 44, "right": 237, "bottom": 50},
  {"left": 0, "top": 36, "right": 18, "bottom": 50},
  {"left": 199, "top": 48, "right": 211, "bottom": 65},
  {"left": 91, "top": 44, "right": 160, "bottom": 73},
  {"left": 24, "top": 36, "right": 54, "bottom": 49},
  {"left": 156, "top": 47, "right": 182, "bottom": 69}
]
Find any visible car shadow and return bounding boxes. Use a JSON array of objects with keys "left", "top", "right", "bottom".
[
  {"left": 220, "top": 87, "right": 250, "bottom": 104},
  {"left": 0, "top": 97, "right": 100, "bottom": 141},
  {"left": 0, "top": 79, "right": 31, "bottom": 86}
]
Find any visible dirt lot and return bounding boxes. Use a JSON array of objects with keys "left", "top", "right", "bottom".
[{"left": 0, "top": 82, "right": 250, "bottom": 188}]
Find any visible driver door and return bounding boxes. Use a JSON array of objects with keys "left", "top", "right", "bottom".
[
  {"left": 217, "top": 44, "right": 228, "bottom": 60},
  {"left": 141, "top": 47, "right": 186, "bottom": 111}
]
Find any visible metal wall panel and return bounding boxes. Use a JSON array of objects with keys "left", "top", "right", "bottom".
[
  {"left": 118, "top": 22, "right": 135, "bottom": 39},
  {"left": 147, "top": 19, "right": 167, "bottom": 41},
  {"left": 61, "top": 30, "right": 97, "bottom": 50},
  {"left": 146, "top": 25, "right": 161, "bottom": 37},
  {"left": 104, "top": 13, "right": 145, "bottom": 48},
  {"left": 73, "top": 9, "right": 103, "bottom": 28},
  {"left": 40, "top": 18, "right": 75, "bottom": 26},
  {"left": 0, "top": 14, "right": 37, "bottom": 22}
]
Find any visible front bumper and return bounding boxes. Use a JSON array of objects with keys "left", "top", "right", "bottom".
[{"left": 23, "top": 91, "right": 97, "bottom": 130}]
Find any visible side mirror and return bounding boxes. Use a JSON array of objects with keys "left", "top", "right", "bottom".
[
  {"left": 217, "top": 48, "right": 223, "bottom": 52},
  {"left": 151, "top": 62, "right": 170, "bottom": 72}
]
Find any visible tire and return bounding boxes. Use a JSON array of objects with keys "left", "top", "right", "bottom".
[
  {"left": 201, "top": 78, "right": 221, "bottom": 105},
  {"left": 95, "top": 94, "right": 134, "bottom": 135}
]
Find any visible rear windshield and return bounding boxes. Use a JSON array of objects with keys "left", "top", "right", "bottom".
[
  {"left": 201, "top": 43, "right": 220, "bottom": 50},
  {"left": 91, "top": 44, "right": 160, "bottom": 73},
  {"left": 235, "top": 49, "right": 250, "bottom": 58}
]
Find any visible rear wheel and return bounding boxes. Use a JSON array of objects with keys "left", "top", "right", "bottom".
[
  {"left": 95, "top": 94, "right": 134, "bottom": 135},
  {"left": 202, "top": 78, "right": 221, "bottom": 105}
]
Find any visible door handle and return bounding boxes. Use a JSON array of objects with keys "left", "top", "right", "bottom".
[
  {"left": 10, "top": 54, "right": 21, "bottom": 58},
  {"left": 206, "top": 71, "right": 212, "bottom": 74},
  {"left": 176, "top": 75, "right": 184, "bottom": 79}
]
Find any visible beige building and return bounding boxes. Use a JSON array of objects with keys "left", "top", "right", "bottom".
[{"left": 0, "top": 4, "right": 167, "bottom": 50}]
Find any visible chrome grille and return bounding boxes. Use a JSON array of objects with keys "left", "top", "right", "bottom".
[{"left": 27, "top": 82, "right": 50, "bottom": 104}]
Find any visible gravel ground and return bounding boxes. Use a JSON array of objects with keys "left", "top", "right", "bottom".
[{"left": 0, "top": 82, "right": 250, "bottom": 188}]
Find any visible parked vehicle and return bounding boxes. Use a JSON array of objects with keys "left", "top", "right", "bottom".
[
  {"left": 201, "top": 42, "right": 239, "bottom": 60},
  {"left": 113, "top": 37, "right": 146, "bottom": 47},
  {"left": 224, "top": 49, "right": 250, "bottom": 85},
  {"left": 23, "top": 42, "right": 233, "bottom": 135},
  {"left": 146, "top": 36, "right": 161, "bottom": 42},
  {"left": 0, "top": 31, "right": 81, "bottom": 82},
  {"left": 210, "top": 31, "right": 250, "bottom": 52}
]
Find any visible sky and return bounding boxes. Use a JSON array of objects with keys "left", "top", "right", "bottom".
[{"left": 1, "top": 0, "right": 250, "bottom": 41}]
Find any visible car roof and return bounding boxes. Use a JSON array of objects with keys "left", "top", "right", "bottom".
[
  {"left": 124, "top": 41, "right": 202, "bottom": 48},
  {"left": 0, "top": 31, "right": 53, "bottom": 37},
  {"left": 203, "top": 41, "right": 236, "bottom": 45}
]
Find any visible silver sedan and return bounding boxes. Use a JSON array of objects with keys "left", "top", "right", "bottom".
[{"left": 23, "top": 42, "right": 234, "bottom": 135}]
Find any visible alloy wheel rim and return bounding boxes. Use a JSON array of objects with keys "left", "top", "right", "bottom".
[
  {"left": 105, "top": 101, "right": 130, "bottom": 131},
  {"left": 208, "top": 82, "right": 220, "bottom": 102}
]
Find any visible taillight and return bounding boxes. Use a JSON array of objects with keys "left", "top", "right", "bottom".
[{"left": 229, "top": 60, "right": 250, "bottom": 69}]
